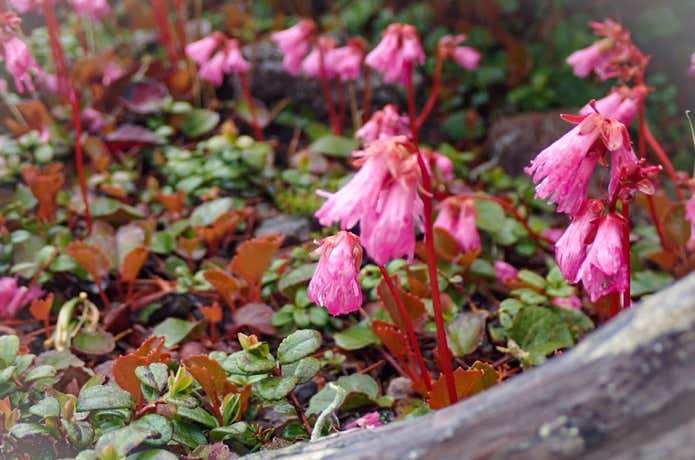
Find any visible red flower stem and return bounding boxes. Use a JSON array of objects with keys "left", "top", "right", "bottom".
[
  {"left": 173, "top": 0, "right": 187, "bottom": 54},
  {"left": 74, "top": 15, "right": 89, "bottom": 53},
  {"left": 378, "top": 265, "right": 432, "bottom": 391},
  {"left": 240, "top": 73, "right": 264, "bottom": 140},
  {"left": 406, "top": 71, "right": 457, "bottom": 405},
  {"left": 318, "top": 46, "right": 340, "bottom": 135},
  {"left": 621, "top": 203, "right": 632, "bottom": 308},
  {"left": 362, "top": 67, "right": 372, "bottom": 122},
  {"left": 415, "top": 52, "right": 444, "bottom": 131},
  {"left": 456, "top": 194, "right": 555, "bottom": 246},
  {"left": 643, "top": 120, "right": 685, "bottom": 201},
  {"left": 152, "top": 0, "right": 179, "bottom": 63},
  {"left": 43, "top": 2, "right": 92, "bottom": 234}
]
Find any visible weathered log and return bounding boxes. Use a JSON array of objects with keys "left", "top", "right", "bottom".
[{"left": 246, "top": 272, "right": 695, "bottom": 460}]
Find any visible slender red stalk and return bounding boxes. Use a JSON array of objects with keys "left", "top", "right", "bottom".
[
  {"left": 43, "top": 2, "right": 92, "bottom": 234},
  {"left": 406, "top": 71, "right": 419, "bottom": 145},
  {"left": 378, "top": 265, "right": 432, "bottom": 391},
  {"left": 240, "top": 73, "right": 264, "bottom": 140},
  {"left": 74, "top": 15, "right": 89, "bottom": 53},
  {"left": 621, "top": 204, "right": 632, "bottom": 308},
  {"left": 173, "top": 0, "right": 187, "bottom": 54},
  {"left": 318, "top": 46, "right": 340, "bottom": 135},
  {"left": 415, "top": 52, "right": 444, "bottom": 131},
  {"left": 643, "top": 120, "right": 685, "bottom": 201},
  {"left": 151, "top": 0, "right": 179, "bottom": 63},
  {"left": 362, "top": 67, "right": 372, "bottom": 122}
]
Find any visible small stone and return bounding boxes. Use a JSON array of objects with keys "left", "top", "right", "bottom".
[{"left": 254, "top": 214, "right": 313, "bottom": 245}]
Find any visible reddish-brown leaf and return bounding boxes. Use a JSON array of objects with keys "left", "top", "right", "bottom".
[
  {"left": 376, "top": 274, "right": 428, "bottom": 330},
  {"left": 155, "top": 191, "right": 186, "bottom": 217},
  {"left": 21, "top": 163, "right": 65, "bottom": 222},
  {"left": 371, "top": 319, "right": 410, "bottom": 359},
  {"left": 112, "top": 336, "right": 170, "bottom": 405},
  {"left": 5, "top": 100, "right": 52, "bottom": 137},
  {"left": 29, "top": 294, "right": 54, "bottom": 322},
  {"left": 231, "top": 302, "right": 276, "bottom": 335},
  {"left": 229, "top": 234, "right": 284, "bottom": 285},
  {"left": 203, "top": 268, "right": 240, "bottom": 308},
  {"left": 120, "top": 246, "right": 148, "bottom": 282},
  {"left": 428, "top": 363, "right": 498, "bottom": 410},
  {"left": 196, "top": 210, "right": 244, "bottom": 255},
  {"left": 83, "top": 136, "right": 112, "bottom": 173},
  {"left": 66, "top": 241, "right": 113, "bottom": 282},
  {"left": 200, "top": 302, "right": 223, "bottom": 325},
  {"left": 183, "top": 355, "right": 250, "bottom": 423}
]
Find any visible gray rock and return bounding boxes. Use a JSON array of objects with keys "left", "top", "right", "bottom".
[
  {"left": 254, "top": 214, "right": 313, "bottom": 245},
  {"left": 485, "top": 111, "right": 571, "bottom": 176},
  {"left": 244, "top": 272, "right": 695, "bottom": 460}
]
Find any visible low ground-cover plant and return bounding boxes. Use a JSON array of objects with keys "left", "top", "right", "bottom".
[{"left": 0, "top": 1, "right": 693, "bottom": 458}]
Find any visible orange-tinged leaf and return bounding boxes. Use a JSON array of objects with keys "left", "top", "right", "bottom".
[
  {"left": 200, "top": 302, "right": 223, "bottom": 324},
  {"left": 120, "top": 246, "right": 148, "bottom": 282},
  {"left": 66, "top": 241, "right": 113, "bottom": 281},
  {"left": 204, "top": 268, "right": 240, "bottom": 307},
  {"left": 21, "top": 163, "right": 65, "bottom": 222},
  {"left": 376, "top": 274, "right": 427, "bottom": 330},
  {"left": 371, "top": 319, "right": 410, "bottom": 358},
  {"left": 29, "top": 294, "right": 54, "bottom": 322},
  {"left": 155, "top": 191, "right": 186, "bottom": 216},
  {"left": 112, "top": 336, "right": 170, "bottom": 405},
  {"left": 183, "top": 355, "right": 250, "bottom": 423},
  {"left": 5, "top": 100, "right": 52, "bottom": 137},
  {"left": 229, "top": 234, "right": 284, "bottom": 285},
  {"left": 428, "top": 363, "right": 498, "bottom": 410},
  {"left": 196, "top": 210, "right": 243, "bottom": 254},
  {"left": 178, "top": 235, "right": 202, "bottom": 260},
  {"left": 83, "top": 136, "right": 112, "bottom": 173}
]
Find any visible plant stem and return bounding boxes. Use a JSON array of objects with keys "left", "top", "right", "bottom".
[
  {"left": 151, "top": 0, "right": 179, "bottom": 63},
  {"left": 415, "top": 52, "right": 444, "bottom": 131},
  {"left": 378, "top": 265, "right": 432, "bottom": 391},
  {"left": 362, "top": 67, "right": 372, "bottom": 122},
  {"left": 43, "top": 2, "right": 92, "bottom": 234},
  {"left": 240, "top": 73, "right": 263, "bottom": 140},
  {"left": 318, "top": 46, "right": 340, "bottom": 135},
  {"left": 173, "top": 0, "right": 187, "bottom": 55},
  {"left": 621, "top": 203, "right": 632, "bottom": 308},
  {"left": 643, "top": 119, "right": 685, "bottom": 201}
]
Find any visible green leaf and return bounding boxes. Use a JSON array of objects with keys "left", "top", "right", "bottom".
[
  {"left": 447, "top": 312, "right": 486, "bottom": 357},
  {"left": 189, "top": 198, "right": 235, "bottom": 227},
  {"left": 309, "top": 135, "right": 359, "bottom": 158},
  {"left": 475, "top": 200, "right": 506, "bottom": 232},
  {"left": 35, "top": 350, "right": 84, "bottom": 369},
  {"left": 278, "top": 263, "right": 317, "bottom": 296},
  {"left": 132, "top": 414, "right": 173, "bottom": 446},
  {"left": 152, "top": 318, "right": 201, "bottom": 347},
  {"left": 277, "top": 329, "right": 322, "bottom": 364},
  {"left": 0, "top": 335, "right": 19, "bottom": 367},
  {"left": 631, "top": 270, "right": 674, "bottom": 297},
  {"left": 181, "top": 109, "right": 220, "bottom": 138},
  {"left": 548, "top": 306, "right": 594, "bottom": 339},
  {"left": 281, "top": 357, "right": 321, "bottom": 384},
  {"left": 227, "top": 350, "right": 277, "bottom": 375},
  {"left": 507, "top": 306, "right": 574, "bottom": 360},
  {"left": 24, "top": 365, "right": 56, "bottom": 382},
  {"left": 175, "top": 406, "right": 219, "bottom": 428},
  {"left": 73, "top": 329, "right": 116, "bottom": 355},
  {"left": 77, "top": 384, "right": 133, "bottom": 411},
  {"left": 135, "top": 363, "right": 169, "bottom": 392},
  {"left": 127, "top": 449, "right": 179, "bottom": 460},
  {"left": 255, "top": 376, "right": 298, "bottom": 400},
  {"left": 517, "top": 269, "right": 547, "bottom": 289},
  {"left": 307, "top": 374, "right": 379, "bottom": 416},
  {"left": 10, "top": 423, "right": 53, "bottom": 438},
  {"left": 29, "top": 397, "right": 60, "bottom": 418},
  {"left": 333, "top": 323, "right": 379, "bottom": 351},
  {"left": 209, "top": 421, "right": 249, "bottom": 442}
]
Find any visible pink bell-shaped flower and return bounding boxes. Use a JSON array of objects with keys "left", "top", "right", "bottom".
[
  {"left": 567, "top": 41, "right": 610, "bottom": 78},
  {"left": 8, "top": 0, "right": 39, "bottom": 13},
  {"left": 326, "top": 38, "right": 366, "bottom": 81},
  {"left": 555, "top": 199, "right": 604, "bottom": 283},
  {"left": 1, "top": 35, "right": 40, "bottom": 93},
  {"left": 0, "top": 277, "right": 43, "bottom": 319},
  {"left": 579, "top": 85, "right": 648, "bottom": 126},
  {"left": 494, "top": 261, "right": 519, "bottom": 286},
  {"left": 70, "top": 0, "right": 111, "bottom": 21},
  {"left": 185, "top": 34, "right": 221, "bottom": 66},
  {"left": 439, "top": 34, "right": 481, "bottom": 70},
  {"left": 307, "top": 231, "right": 364, "bottom": 316},
  {"left": 222, "top": 38, "right": 249, "bottom": 74},
  {"left": 576, "top": 213, "right": 628, "bottom": 302},
  {"left": 365, "top": 23, "right": 424, "bottom": 85},
  {"left": 271, "top": 19, "right": 316, "bottom": 75},
  {"left": 434, "top": 197, "right": 481, "bottom": 254},
  {"left": 356, "top": 104, "right": 411, "bottom": 143},
  {"left": 344, "top": 411, "right": 383, "bottom": 430},
  {"left": 301, "top": 36, "right": 336, "bottom": 78},
  {"left": 198, "top": 50, "right": 226, "bottom": 86}
]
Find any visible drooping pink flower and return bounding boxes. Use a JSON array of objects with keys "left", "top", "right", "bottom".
[
  {"left": 0, "top": 277, "right": 43, "bottom": 319},
  {"left": 552, "top": 295, "right": 582, "bottom": 310},
  {"left": 434, "top": 197, "right": 481, "bottom": 254},
  {"left": 102, "top": 62, "right": 125, "bottom": 86},
  {"left": 1, "top": 35, "right": 40, "bottom": 93},
  {"left": 8, "top": 0, "right": 39, "bottom": 13},
  {"left": 302, "top": 36, "right": 336, "bottom": 79},
  {"left": 360, "top": 166, "right": 423, "bottom": 265},
  {"left": 525, "top": 114, "right": 603, "bottom": 215},
  {"left": 326, "top": 38, "right": 365, "bottom": 81},
  {"left": 576, "top": 214, "right": 628, "bottom": 302},
  {"left": 83, "top": 108, "right": 107, "bottom": 133},
  {"left": 686, "top": 192, "right": 695, "bottom": 250},
  {"left": 222, "top": 38, "right": 249, "bottom": 74},
  {"left": 344, "top": 411, "right": 383, "bottom": 430},
  {"left": 494, "top": 261, "right": 519, "bottom": 286},
  {"left": 579, "top": 86, "right": 647, "bottom": 125},
  {"left": 439, "top": 35, "right": 481, "bottom": 70},
  {"left": 555, "top": 199, "right": 604, "bottom": 283},
  {"left": 271, "top": 19, "right": 316, "bottom": 75},
  {"left": 423, "top": 149, "right": 454, "bottom": 180},
  {"left": 365, "top": 23, "right": 425, "bottom": 85},
  {"left": 567, "top": 41, "right": 609, "bottom": 78},
  {"left": 70, "top": 0, "right": 111, "bottom": 21},
  {"left": 185, "top": 34, "right": 220, "bottom": 66},
  {"left": 689, "top": 52, "right": 695, "bottom": 78},
  {"left": 307, "top": 231, "right": 363, "bottom": 316},
  {"left": 356, "top": 104, "right": 411, "bottom": 143},
  {"left": 542, "top": 228, "right": 564, "bottom": 244},
  {"left": 198, "top": 50, "right": 226, "bottom": 86}
]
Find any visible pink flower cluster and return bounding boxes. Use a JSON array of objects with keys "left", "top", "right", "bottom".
[
  {"left": 271, "top": 19, "right": 316, "bottom": 75},
  {"left": 307, "top": 231, "right": 363, "bottom": 316},
  {"left": 0, "top": 277, "right": 43, "bottom": 319},
  {"left": 70, "top": 0, "right": 111, "bottom": 21},
  {"left": 365, "top": 23, "right": 425, "bottom": 85},
  {"left": 356, "top": 104, "right": 411, "bottom": 143},
  {"left": 434, "top": 197, "right": 480, "bottom": 254},
  {"left": 185, "top": 33, "right": 249, "bottom": 87},
  {"left": 1, "top": 34, "right": 40, "bottom": 93},
  {"left": 579, "top": 85, "right": 648, "bottom": 126}
]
